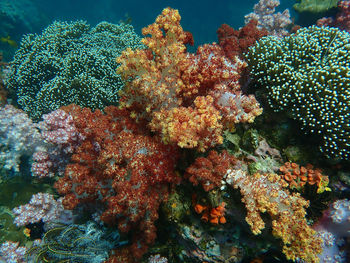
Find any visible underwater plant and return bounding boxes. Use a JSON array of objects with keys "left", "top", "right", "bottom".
[{"left": 26, "top": 221, "right": 126, "bottom": 263}]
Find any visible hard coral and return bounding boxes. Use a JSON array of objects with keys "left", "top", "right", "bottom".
[
  {"left": 279, "top": 162, "right": 330, "bottom": 193},
  {"left": 117, "top": 7, "right": 262, "bottom": 152},
  {"left": 7, "top": 21, "right": 144, "bottom": 120},
  {"left": 246, "top": 26, "right": 350, "bottom": 160}
]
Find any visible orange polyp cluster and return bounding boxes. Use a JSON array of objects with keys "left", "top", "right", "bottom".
[
  {"left": 194, "top": 202, "right": 227, "bottom": 225},
  {"left": 279, "top": 162, "right": 330, "bottom": 193},
  {"left": 116, "top": 7, "right": 262, "bottom": 152}
]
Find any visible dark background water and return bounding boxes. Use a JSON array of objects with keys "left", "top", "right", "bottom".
[
  {"left": 0, "top": 0, "right": 297, "bottom": 61},
  {"left": 33, "top": 0, "right": 296, "bottom": 45}
]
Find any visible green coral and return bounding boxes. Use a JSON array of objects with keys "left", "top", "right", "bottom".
[
  {"left": 7, "top": 20, "right": 144, "bottom": 120},
  {"left": 246, "top": 26, "right": 350, "bottom": 161},
  {"left": 293, "top": 0, "right": 339, "bottom": 13}
]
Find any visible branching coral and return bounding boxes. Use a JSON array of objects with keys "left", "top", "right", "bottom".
[{"left": 117, "top": 7, "right": 262, "bottom": 152}]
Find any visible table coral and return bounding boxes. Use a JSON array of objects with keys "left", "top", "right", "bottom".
[
  {"left": 6, "top": 20, "right": 144, "bottom": 120},
  {"left": 117, "top": 7, "right": 262, "bottom": 152},
  {"left": 246, "top": 25, "right": 350, "bottom": 160}
]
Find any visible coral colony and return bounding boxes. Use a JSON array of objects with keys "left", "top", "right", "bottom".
[{"left": 0, "top": 1, "right": 350, "bottom": 263}]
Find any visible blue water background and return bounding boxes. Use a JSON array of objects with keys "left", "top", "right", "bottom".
[{"left": 33, "top": 0, "right": 297, "bottom": 45}]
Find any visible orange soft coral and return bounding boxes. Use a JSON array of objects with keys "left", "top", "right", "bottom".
[
  {"left": 225, "top": 170, "right": 323, "bottom": 263},
  {"left": 150, "top": 96, "right": 223, "bottom": 151},
  {"left": 186, "top": 150, "right": 236, "bottom": 191},
  {"left": 117, "top": 7, "right": 261, "bottom": 152}
]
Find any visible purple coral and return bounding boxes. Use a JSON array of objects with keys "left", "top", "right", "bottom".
[
  {"left": 0, "top": 241, "right": 26, "bottom": 263},
  {"left": 12, "top": 193, "right": 66, "bottom": 227},
  {"left": 37, "top": 109, "right": 84, "bottom": 154},
  {"left": 148, "top": 254, "right": 168, "bottom": 263},
  {"left": 245, "top": 0, "right": 292, "bottom": 37},
  {"left": 0, "top": 104, "right": 42, "bottom": 172},
  {"left": 31, "top": 109, "right": 84, "bottom": 178}
]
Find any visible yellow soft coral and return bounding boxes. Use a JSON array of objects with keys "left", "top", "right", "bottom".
[
  {"left": 225, "top": 170, "right": 323, "bottom": 263},
  {"left": 150, "top": 96, "right": 223, "bottom": 152}
]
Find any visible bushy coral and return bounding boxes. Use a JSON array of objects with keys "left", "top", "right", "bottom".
[
  {"left": 0, "top": 105, "right": 42, "bottom": 173},
  {"left": 245, "top": 0, "right": 292, "bottom": 37},
  {"left": 224, "top": 170, "right": 323, "bottom": 263},
  {"left": 246, "top": 26, "right": 350, "bottom": 160},
  {"left": 317, "top": 0, "right": 350, "bottom": 32},
  {"left": 217, "top": 20, "right": 268, "bottom": 60},
  {"left": 117, "top": 7, "right": 262, "bottom": 152},
  {"left": 185, "top": 150, "right": 236, "bottom": 192},
  {"left": 53, "top": 104, "right": 180, "bottom": 261},
  {"left": 6, "top": 20, "right": 144, "bottom": 120},
  {"left": 12, "top": 193, "right": 66, "bottom": 227}
]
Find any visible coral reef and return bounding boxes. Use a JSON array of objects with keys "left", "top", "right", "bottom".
[
  {"left": 0, "top": 105, "right": 42, "bottom": 173},
  {"left": 317, "top": 0, "right": 350, "bottom": 32},
  {"left": 224, "top": 171, "right": 323, "bottom": 262},
  {"left": 245, "top": 0, "right": 292, "bottom": 37},
  {"left": 6, "top": 20, "right": 144, "bottom": 120},
  {"left": 53, "top": 104, "right": 180, "bottom": 261},
  {"left": 246, "top": 26, "right": 350, "bottom": 160},
  {"left": 2, "top": 5, "right": 350, "bottom": 263},
  {"left": 117, "top": 7, "right": 262, "bottom": 152},
  {"left": 216, "top": 20, "right": 268, "bottom": 60}
]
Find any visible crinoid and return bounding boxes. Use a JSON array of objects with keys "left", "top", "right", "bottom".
[{"left": 26, "top": 221, "right": 127, "bottom": 263}]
